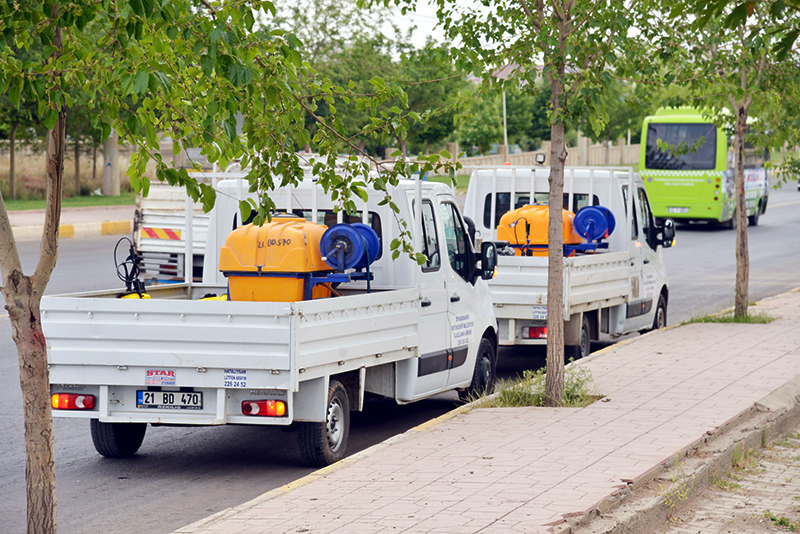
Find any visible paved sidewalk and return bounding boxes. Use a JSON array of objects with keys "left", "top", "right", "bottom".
[
  {"left": 176, "top": 290, "right": 800, "bottom": 534},
  {"left": 8, "top": 205, "right": 134, "bottom": 241}
]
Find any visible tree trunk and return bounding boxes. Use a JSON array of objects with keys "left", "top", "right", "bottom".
[
  {"left": 544, "top": 21, "right": 569, "bottom": 407},
  {"left": 0, "top": 22, "right": 66, "bottom": 534},
  {"left": 74, "top": 139, "right": 80, "bottom": 196},
  {"left": 399, "top": 137, "right": 408, "bottom": 157},
  {"left": 103, "top": 131, "right": 120, "bottom": 196},
  {"left": 10, "top": 122, "right": 18, "bottom": 200},
  {"left": 733, "top": 105, "right": 749, "bottom": 318},
  {"left": 92, "top": 145, "right": 97, "bottom": 184}
]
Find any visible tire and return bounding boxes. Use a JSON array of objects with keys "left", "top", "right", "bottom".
[
  {"left": 748, "top": 203, "right": 760, "bottom": 226},
  {"left": 298, "top": 380, "right": 350, "bottom": 467},
  {"left": 90, "top": 420, "right": 147, "bottom": 458},
  {"left": 458, "top": 338, "right": 496, "bottom": 401},
  {"left": 565, "top": 315, "right": 591, "bottom": 361},
  {"left": 651, "top": 293, "right": 667, "bottom": 331},
  {"left": 578, "top": 314, "right": 591, "bottom": 359},
  {"left": 719, "top": 211, "right": 735, "bottom": 230}
]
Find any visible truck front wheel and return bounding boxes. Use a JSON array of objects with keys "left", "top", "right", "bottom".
[
  {"left": 90, "top": 420, "right": 147, "bottom": 458},
  {"left": 298, "top": 380, "right": 350, "bottom": 467},
  {"left": 651, "top": 294, "right": 668, "bottom": 331},
  {"left": 459, "top": 338, "right": 497, "bottom": 401}
]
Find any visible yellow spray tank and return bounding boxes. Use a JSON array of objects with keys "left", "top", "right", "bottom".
[
  {"left": 496, "top": 205, "right": 582, "bottom": 256},
  {"left": 219, "top": 215, "right": 332, "bottom": 302}
]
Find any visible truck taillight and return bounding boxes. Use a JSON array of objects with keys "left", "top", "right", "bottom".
[
  {"left": 51, "top": 393, "right": 95, "bottom": 410},
  {"left": 242, "top": 400, "right": 287, "bottom": 417},
  {"left": 522, "top": 326, "right": 547, "bottom": 339}
]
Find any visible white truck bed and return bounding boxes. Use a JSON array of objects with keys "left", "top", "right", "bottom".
[
  {"left": 490, "top": 251, "right": 630, "bottom": 318},
  {"left": 43, "top": 284, "right": 420, "bottom": 425}
]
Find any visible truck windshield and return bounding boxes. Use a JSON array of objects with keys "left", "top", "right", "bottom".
[
  {"left": 483, "top": 193, "right": 599, "bottom": 228},
  {"left": 644, "top": 123, "right": 716, "bottom": 170}
]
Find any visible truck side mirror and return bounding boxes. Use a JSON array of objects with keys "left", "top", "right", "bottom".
[
  {"left": 660, "top": 218, "right": 675, "bottom": 248},
  {"left": 479, "top": 241, "right": 497, "bottom": 280}
]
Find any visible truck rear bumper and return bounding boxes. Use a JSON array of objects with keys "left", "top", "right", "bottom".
[{"left": 49, "top": 384, "right": 293, "bottom": 426}]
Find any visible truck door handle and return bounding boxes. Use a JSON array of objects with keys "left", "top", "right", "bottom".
[
  {"left": 643, "top": 259, "right": 650, "bottom": 264},
  {"left": 450, "top": 294, "right": 461, "bottom": 303},
  {"left": 421, "top": 297, "right": 432, "bottom": 307}
]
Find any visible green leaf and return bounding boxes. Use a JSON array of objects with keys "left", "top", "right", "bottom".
[
  {"left": 43, "top": 109, "right": 58, "bottom": 130},
  {"left": 223, "top": 117, "right": 237, "bottom": 140},
  {"left": 227, "top": 63, "right": 240, "bottom": 85},
  {"left": 200, "top": 54, "right": 215, "bottom": 76},
  {"left": 239, "top": 200, "right": 252, "bottom": 223},
  {"left": 133, "top": 71, "right": 149, "bottom": 95},
  {"left": 8, "top": 78, "right": 22, "bottom": 109},
  {"left": 210, "top": 27, "right": 223, "bottom": 43},
  {"left": 130, "top": 0, "right": 144, "bottom": 17},
  {"left": 199, "top": 183, "right": 216, "bottom": 213}
]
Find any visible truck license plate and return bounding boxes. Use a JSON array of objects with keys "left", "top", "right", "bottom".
[
  {"left": 532, "top": 305, "right": 547, "bottom": 321},
  {"left": 668, "top": 207, "right": 689, "bottom": 214},
  {"left": 137, "top": 390, "right": 203, "bottom": 410}
]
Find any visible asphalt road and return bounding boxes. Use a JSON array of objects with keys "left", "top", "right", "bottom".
[{"left": 1, "top": 182, "right": 798, "bottom": 534}]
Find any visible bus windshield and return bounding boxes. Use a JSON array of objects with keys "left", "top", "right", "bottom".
[{"left": 644, "top": 123, "right": 717, "bottom": 170}]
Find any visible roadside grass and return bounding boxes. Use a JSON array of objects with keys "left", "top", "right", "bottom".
[
  {"left": 764, "top": 511, "right": 800, "bottom": 531},
  {"left": 426, "top": 174, "right": 471, "bottom": 193},
  {"left": 479, "top": 363, "right": 598, "bottom": 408},
  {"left": 684, "top": 310, "right": 777, "bottom": 325},
  {"left": 4, "top": 192, "right": 137, "bottom": 211}
]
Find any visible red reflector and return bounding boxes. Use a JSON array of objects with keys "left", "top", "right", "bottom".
[
  {"left": 242, "top": 400, "right": 287, "bottom": 417},
  {"left": 51, "top": 393, "right": 95, "bottom": 410},
  {"left": 521, "top": 326, "right": 547, "bottom": 339}
]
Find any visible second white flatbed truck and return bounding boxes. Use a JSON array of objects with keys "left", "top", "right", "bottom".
[
  {"left": 45, "top": 178, "right": 498, "bottom": 467},
  {"left": 463, "top": 166, "right": 675, "bottom": 358}
]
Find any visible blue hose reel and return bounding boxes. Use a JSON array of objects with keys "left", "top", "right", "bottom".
[
  {"left": 320, "top": 223, "right": 380, "bottom": 272},
  {"left": 574, "top": 206, "right": 616, "bottom": 242}
]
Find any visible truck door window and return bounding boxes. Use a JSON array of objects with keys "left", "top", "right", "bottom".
[
  {"left": 621, "top": 185, "right": 639, "bottom": 239},
  {"left": 637, "top": 188, "right": 655, "bottom": 249},
  {"left": 416, "top": 201, "right": 441, "bottom": 271},
  {"left": 440, "top": 202, "right": 469, "bottom": 280}
]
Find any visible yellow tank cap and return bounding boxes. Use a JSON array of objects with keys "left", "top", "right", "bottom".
[
  {"left": 199, "top": 294, "right": 228, "bottom": 301},
  {"left": 119, "top": 292, "right": 151, "bottom": 299}
]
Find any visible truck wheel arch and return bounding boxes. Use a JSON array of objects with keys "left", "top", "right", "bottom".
[{"left": 331, "top": 370, "right": 362, "bottom": 413}]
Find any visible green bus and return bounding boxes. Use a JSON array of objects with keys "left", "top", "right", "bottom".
[{"left": 639, "top": 108, "right": 769, "bottom": 227}]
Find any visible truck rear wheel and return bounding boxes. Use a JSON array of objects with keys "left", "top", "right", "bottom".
[
  {"left": 90, "top": 420, "right": 147, "bottom": 458},
  {"left": 459, "top": 338, "right": 496, "bottom": 401},
  {"left": 298, "top": 380, "right": 350, "bottom": 467}
]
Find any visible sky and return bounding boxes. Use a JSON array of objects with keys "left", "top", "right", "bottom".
[{"left": 386, "top": 0, "right": 449, "bottom": 49}]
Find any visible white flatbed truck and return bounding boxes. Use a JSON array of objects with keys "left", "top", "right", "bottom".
[
  {"left": 463, "top": 166, "right": 675, "bottom": 358},
  {"left": 45, "top": 178, "right": 498, "bottom": 467}
]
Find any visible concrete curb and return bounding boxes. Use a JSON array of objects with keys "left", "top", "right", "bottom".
[{"left": 12, "top": 220, "right": 132, "bottom": 242}]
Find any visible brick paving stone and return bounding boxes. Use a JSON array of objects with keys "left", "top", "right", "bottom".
[{"left": 177, "top": 292, "right": 800, "bottom": 534}]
